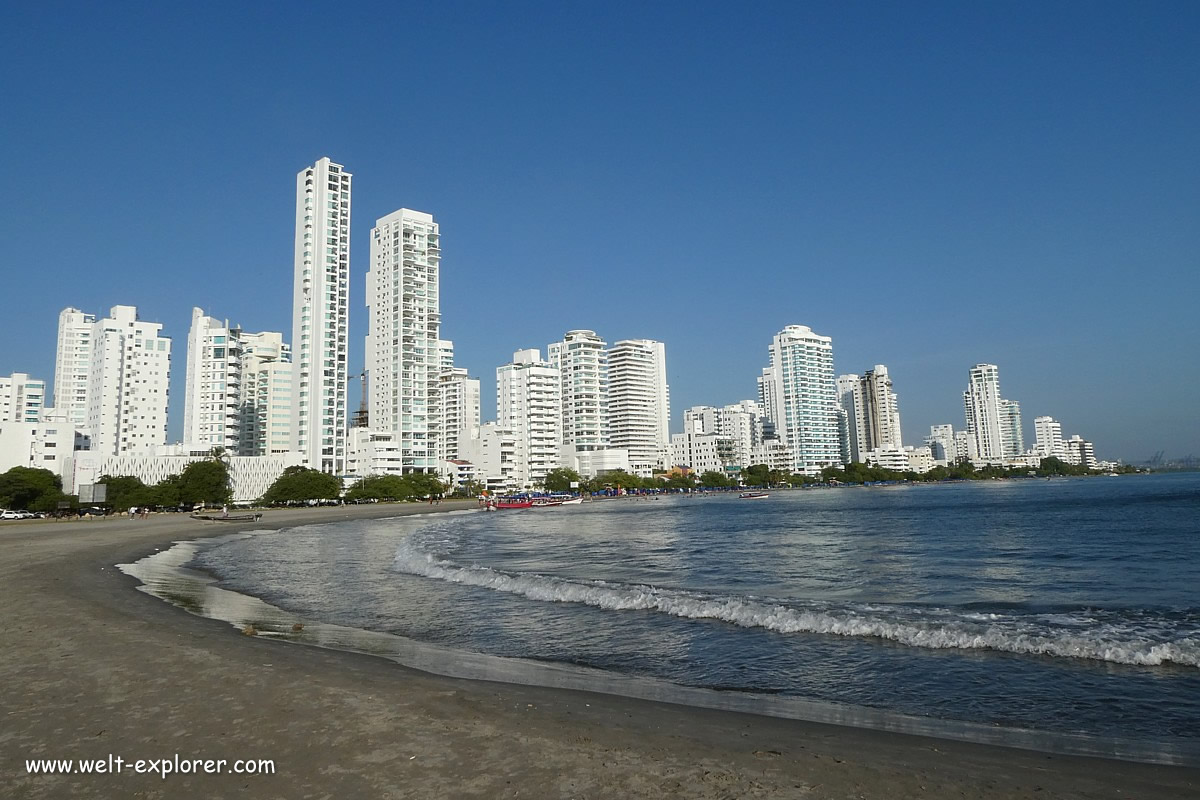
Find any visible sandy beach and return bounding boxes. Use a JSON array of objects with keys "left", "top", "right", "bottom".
[{"left": 2, "top": 505, "right": 1197, "bottom": 799}]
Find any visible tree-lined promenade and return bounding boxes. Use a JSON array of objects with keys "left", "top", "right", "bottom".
[{"left": 0, "top": 456, "right": 1142, "bottom": 516}]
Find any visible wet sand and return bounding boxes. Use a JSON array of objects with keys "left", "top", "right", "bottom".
[{"left": 2, "top": 505, "right": 1197, "bottom": 799}]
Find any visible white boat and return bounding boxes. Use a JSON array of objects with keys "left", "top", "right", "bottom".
[
  {"left": 558, "top": 497, "right": 583, "bottom": 505},
  {"left": 739, "top": 491, "right": 769, "bottom": 499}
]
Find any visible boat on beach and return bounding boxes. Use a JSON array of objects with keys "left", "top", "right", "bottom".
[
  {"left": 492, "top": 497, "right": 533, "bottom": 509},
  {"left": 191, "top": 512, "right": 264, "bottom": 522}
]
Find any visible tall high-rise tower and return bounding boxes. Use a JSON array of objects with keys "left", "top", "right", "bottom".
[
  {"left": 837, "top": 365, "right": 902, "bottom": 462},
  {"left": 607, "top": 339, "right": 670, "bottom": 477},
  {"left": 183, "top": 308, "right": 243, "bottom": 451},
  {"left": 364, "top": 208, "right": 442, "bottom": 474},
  {"left": 86, "top": 306, "right": 171, "bottom": 456},
  {"left": 292, "top": 157, "right": 351, "bottom": 474},
  {"left": 1033, "top": 416, "right": 1064, "bottom": 460},
  {"left": 547, "top": 330, "right": 609, "bottom": 454},
  {"left": 762, "top": 325, "right": 841, "bottom": 475},
  {"left": 54, "top": 307, "right": 97, "bottom": 427},
  {"left": 497, "top": 349, "right": 562, "bottom": 488},
  {"left": 963, "top": 364, "right": 1022, "bottom": 462}
]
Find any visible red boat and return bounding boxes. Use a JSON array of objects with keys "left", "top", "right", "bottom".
[{"left": 492, "top": 497, "right": 533, "bottom": 509}]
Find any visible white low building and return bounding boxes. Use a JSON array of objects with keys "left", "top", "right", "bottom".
[
  {"left": 70, "top": 450, "right": 304, "bottom": 503},
  {"left": 0, "top": 414, "right": 90, "bottom": 477},
  {"left": 749, "top": 438, "right": 793, "bottom": 474},
  {"left": 461, "top": 422, "right": 518, "bottom": 493},
  {"left": 1062, "top": 435, "right": 1097, "bottom": 470},
  {"left": 441, "top": 459, "right": 477, "bottom": 493},
  {"left": 565, "top": 447, "right": 630, "bottom": 479},
  {"left": 347, "top": 428, "right": 406, "bottom": 478},
  {"left": 905, "top": 446, "right": 935, "bottom": 474},
  {"left": 862, "top": 447, "right": 911, "bottom": 472}
]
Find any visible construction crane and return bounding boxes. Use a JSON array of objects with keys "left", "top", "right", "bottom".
[
  {"left": 1147, "top": 450, "right": 1165, "bottom": 467},
  {"left": 352, "top": 370, "right": 368, "bottom": 428}
]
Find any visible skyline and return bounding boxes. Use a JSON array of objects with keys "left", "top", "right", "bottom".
[{"left": 3, "top": 3, "right": 1198, "bottom": 461}]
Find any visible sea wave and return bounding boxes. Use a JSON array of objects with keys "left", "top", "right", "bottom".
[{"left": 393, "top": 540, "right": 1200, "bottom": 668}]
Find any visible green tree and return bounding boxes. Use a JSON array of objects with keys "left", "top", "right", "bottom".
[
  {"left": 741, "top": 464, "right": 770, "bottom": 487},
  {"left": 261, "top": 466, "right": 343, "bottom": 504},
  {"left": 541, "top": 468, "right": 582, "bottom": 493},
  {"left": 176, "top": 459, "right": 233, "bottom": 506},
  {"left": 585, "top": 469, "right": 641, "bottom": 492},
  {"left": 698, "top": 470, "right": 733, "bottom": 488},
  {"left": 151, "top": 473, "right": 183, "bottom": 506},
  {"left": 0, "top": 466, "right": 67, "bottom": 511},
  {"left": 662, "top": 472, "right": 697, "bottom": 490},
  {"left": 405, "top": 472, "right": 446, "bottom": 499},
  {"left": 95, "top": 474, "right": 156, "bottom": 510}
]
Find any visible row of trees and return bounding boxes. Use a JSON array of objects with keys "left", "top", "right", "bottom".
[
  {"left": 258, "top": 467, "right": 448, "bottom": 505},
  {"left": 539, "top": 467, "right": 730, "bottom": 493},
  {"left": 819, "top": 456, "right": 1131, "bottom": 485},
  {"left": 96, "top": 459, "right": 232, "bottom": 509},
  {"left": 0, "top": 457, "right": 233, "bottom": 513}
]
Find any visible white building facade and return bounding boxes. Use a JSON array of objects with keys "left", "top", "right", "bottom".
[
  {"left": 963, "top": 364, "right": 1023, "bottom": 464},
  {"left": 365, "top": 208, "right": 442, "bottom": 475},
  {"left": 85, "top": 306, "right": 171, "bottom": 457},
  {"left": 53, "top": 307, "right": 97, "bottom": 427},
  {"left": 1034, "top": 415, "right": 1065, "bottom": 460},
  {"left": 1062, "top": 435, "right": 1098, "bottom": 469},
  {"left": 239, "top": 332, "right": 293, "bottom": 456},
  {"left": 183, "top": 308, "right": 242, "bottom": 452},
  {"left": 497, "top": 349, "right": 562, "bottom": 488},
  {"left": 0, "top": 373, "right": 46, "bottom": 423},
  {"left": 548, "top": 330, "right": 609, "bottom": 455},
  {"left": 762, "top": 325, "right": 841, "bottom": 475},
  {"left": 926, "top": 424, "right": 957, "bottom": 465},
  {"left": 461, "top": 422, "right": 519, "bottom": 493},
  {"left": 292, "top": 157, "right": 351, "bottom": 474},
  {"left": 838, "top": 365, "right": 902, "bottom": 463},
  {"left": 607, "top": 339, "right": 670, "bottom": 477},
  {"left": 439, "top": 366, "right": 480, "bottom": 465}
]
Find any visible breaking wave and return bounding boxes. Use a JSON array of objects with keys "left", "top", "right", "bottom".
[{"left": 393, "top": 540, "right": 1200, "bottom": 669}]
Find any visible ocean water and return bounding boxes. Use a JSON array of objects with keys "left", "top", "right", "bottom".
[{"left": 192, "top": 473, "right": 1200, "bottom": 745}]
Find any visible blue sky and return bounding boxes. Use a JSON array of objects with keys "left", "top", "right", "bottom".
[{"left": 2, "top": 1, "right": 1197, "bottom": 462}]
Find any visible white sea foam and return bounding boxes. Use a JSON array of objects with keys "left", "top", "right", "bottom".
[{"left": 393, "top": 541, "right": 1200, "bottom": 669}]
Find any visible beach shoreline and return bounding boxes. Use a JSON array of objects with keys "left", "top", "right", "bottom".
[{"left": 2, "top": 505, "right": 1197, "bottom": 798}]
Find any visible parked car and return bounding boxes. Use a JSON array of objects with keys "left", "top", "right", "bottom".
[{"left": 0, "top": 510, "right": 19, "bottom": 520}]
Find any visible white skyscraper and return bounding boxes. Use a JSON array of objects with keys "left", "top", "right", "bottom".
[
  {"left": 183, "top": 308, "right": 243, "bottom": 452},
  {"left": 1034, "top": 416, "right": 1065, "bottom": 460},
  {"left": 762, "top": 325, "right": 841, "bottom": 475},
  {"left": 1000, "top": 398, "right": 1024, "bottom": 458},
  {"left": 720, "top": 400, "right": 765, "bottom": 468},
  {"left": 837, "top": 365, "right": 902, "bottom": 463},
  {"left": 963, "top": 364, "right": 1023, "bottom": 463},
  {"left": 184, "top": 309, "right": 294, "bottom": 457},
  {"left": 548, "top": 330, "right": 609, "bottom": 455},
  {"left": 926, "top": 424, "right": 957, "bottom": 464},
  {"left": 239, "top": 331, "right": 293, "bottom": 456},
  {"left": 292, "top": 157, "right": 351, "bottom": 474},
  {"left": 439, "top": 367, "right": 480, "bottom": 465},
  {"left": 0, "top": 373, "right": 46, "bottom": 423},
  {"left": 54, "top": 307, "right": 97, "bottom": 427},
  {"left": 496, "top": 349, "right": 562, "bottom": 488},
  {"left": 365, "top": 208, "right": 442, "bottom": 474},
  {"left": 963, "top": 364, "right": 1005, "bottom": 463},
  {"left": 608, "top": 339, "right": 670, "bottom": 477},
  {"left": 85, "top": 306, "right": 171, "bottom": 456}
]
